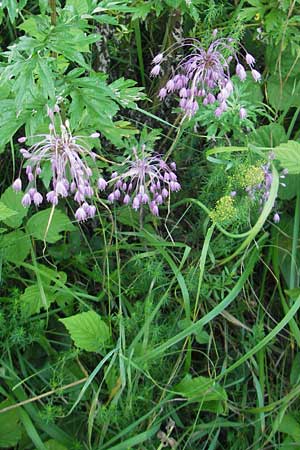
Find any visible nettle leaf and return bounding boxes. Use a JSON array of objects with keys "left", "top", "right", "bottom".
[
  {"left": 60, "top": 310, "right": 111, "bottom": 352},
  {"left": 26, "top": 208, "right": 76, "bottom": 243},
  {"left": 0, "top": 401, "right": 22, "bottom": 448},
  {"left": 174, "top": 375, "right": 227, "bottom": 413},
  {"left": 0, "top": 229, "right": 31, "bottom": 264},
  {"left": 0, "top": 187, "right": 28, "bottom": 228},
  {"left": 274, "top": 141, "right": 300, "bottom": 174}
]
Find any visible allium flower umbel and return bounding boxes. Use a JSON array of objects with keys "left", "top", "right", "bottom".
[
  {"left": 12, "top": 106, "right": 103, "bottom": 222},
  {"left": 151, "top": 30, "right": 261, "bottom": 118},
  {"left": 107, "top": 146, "right": 180, "bottom": 216}
]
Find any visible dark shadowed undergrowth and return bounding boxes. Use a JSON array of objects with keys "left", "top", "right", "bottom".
[{"left": 1, "top": 1, "right": 300, "bottom": 449}]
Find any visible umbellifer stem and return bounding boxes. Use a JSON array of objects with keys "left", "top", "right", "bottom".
[{"left": 49, "top": 0, "right": 57, "bottom": 26}]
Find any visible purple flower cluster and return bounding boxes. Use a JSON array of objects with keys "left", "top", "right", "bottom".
[
  {"left": 106, "top": 146, "right": 180, "bottom": 216},
  {"left": 245, "top": 155, "right": 287, "bottom": 223},
  {"left": 12, "top": 106, "right": 103, "bottom": 222},
  {"left": 151, "top": 30, "right": 261, "bottom": 118}
]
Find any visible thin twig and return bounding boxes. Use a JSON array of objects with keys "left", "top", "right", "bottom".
[{"left": 0, "top": 377, "right": 88, "bottom": 414}]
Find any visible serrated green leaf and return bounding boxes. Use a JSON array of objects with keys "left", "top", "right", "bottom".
[
  {"left": 109, "top": 77, "right": 145, "bottom": 109},
  {"left": 37, "top": 57, "right": 55, "bottom": 100},
  {"left": 274, "top": 140, "right": 300, "bottom": 174},
  {"left": 26, "top": 208, "right": 76, "bottom": 243},
  {"left": 60, "top": 311, "right": 110, "bottom": 352},
  {"left": 20, "top": 284, "right": 55, "bottom": 317},
  {"left": 0, "top": 229, "right": 31, "bottom": 263},
  {"left": 0, "top": 187, "right": 28, "bottom": 228}
]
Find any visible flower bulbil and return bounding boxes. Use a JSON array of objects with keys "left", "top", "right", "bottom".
[
  {"left": 151, "top": 30, "right": 261, "bottom": 118},
  {"left": 12, "top": 106, "right": 103, "bottom": 222}
]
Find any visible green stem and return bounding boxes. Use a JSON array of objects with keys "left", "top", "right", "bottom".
[
  {"left": 133, "top": 19, "right": 145, "bottom": 87},
  {"left": 290, "top": 187, "right": 300, "bottom": 289},
  {"left": 287, "top": 106, "right": 300, "bottom": 139}
]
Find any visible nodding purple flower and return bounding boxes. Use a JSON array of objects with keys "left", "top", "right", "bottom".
[
  {"left": 21, "top": 193, "right": 31, "bottom": 207},
  {"left": 251, "top": 69, "right": 261, "bottom": 82},
  {"left": 246, "top": 53, "right": 255, "bottom": 65},
  {"left": 152, "top": 53, "right": 163, "bottom": 65},
  {"left": 12, "top": 106, "right": 104, "bottom": 221},
  {"left": 106, "top": 145, "right": 181, "bottom": 216},
  {"left": 150, "top": 64, "right": 161, "bottom": 77},
  {"left": 158, "top": 87, "right": 167, "bottom": 100},
  {"left": 273, "top": 212, "right": 280, "bottom": 223},
  {"left": 151, "top": 30, "right": 261, "bottom": 118},
  {"left": 236, "top": 63, "right": 247, "bottom": 81},
  {"left": 239, "top": 107, "right": 247, "bottom": 119},
  {"left": 12, "top": 178, "right": 22, "bottom": 191},
  {"left": 98, "top": 178, "right": 107, "bottom": 191}
]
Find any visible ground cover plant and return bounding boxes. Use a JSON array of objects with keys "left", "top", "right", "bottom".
[{"left": 1, "top": 1, "right": 300, "bottom": 449}]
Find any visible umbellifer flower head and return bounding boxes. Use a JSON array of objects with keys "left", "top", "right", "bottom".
[
  {"left": 242, "top": 154, "right": 287, "bottom": 223},
  {"left": 106, "top": 146, "right": 180, "bottom": 216},
  {"left": 151, "top": 30, "right": 261, "bottom": 118},
  {"left": 12, "top": 106, "right": 104, "bottom": 221}
]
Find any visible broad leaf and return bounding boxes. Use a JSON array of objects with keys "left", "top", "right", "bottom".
[
  {"left": 249, "top": 124, "right": 287, "bottom": 148},
  {"left": 174, "top": 375, "right": 227, "bottom": 402},
  {"left": 0, "top": 187, "right": 28, "bottom": 228},
  {"left": 60, "top": 310, "right": 110, "bottom": 352},
  {"left": 274, "top": 140, "right": 300, "bottom": 174},
  {"left": 20, "top": 284, "right": 55, "bottom": 317},
  {"left": 278, "top": 174, "right": 300, "bottom": 200},
  {"left": 0, "top": 401, "right": 22, "bottom": 448},
  {"left": 267, "top": 75, "right": 300, "bottom": 110},
  {"left": 26, "top": 208, "right": 76, "bottom": 243},
  {"left": 0, "top": 202, "right": 17, "bottom": 222},
  {"left": 278, "top": 413, "right": 300, "bottom": 441},
  {"left": 44, "top": 440, "right": 68, "bottom": 450},
  {"left": 0, "top": 229, "right": 31, "bottom": 263}
]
